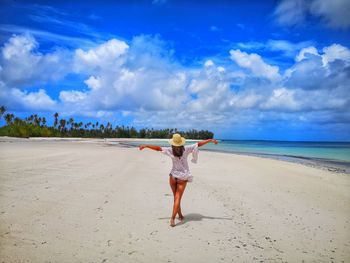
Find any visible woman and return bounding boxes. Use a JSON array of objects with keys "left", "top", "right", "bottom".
[{"left": 139, "top": 133, "right": 218, "bottom": 227}]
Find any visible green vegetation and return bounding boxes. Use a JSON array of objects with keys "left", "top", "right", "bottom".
[{"left": 0, "top": 106, "right": 214, "bottom": 139}]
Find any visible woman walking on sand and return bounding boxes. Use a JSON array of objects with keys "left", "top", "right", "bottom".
[{"left": 139, "top": 133, "right": 218, "bottom": 227}]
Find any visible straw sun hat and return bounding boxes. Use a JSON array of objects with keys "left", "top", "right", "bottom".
[{"left": 169, "top": 133, "right": 186, "bottom": 147}]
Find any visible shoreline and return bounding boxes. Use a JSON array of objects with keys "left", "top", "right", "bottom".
[
  {"left": 201, "top": 148, "right": 350, "bottom": 174},
  {"left": 115, "top": 140, "right": 350, "bottom": 175},
  {"left": 1, "top": 136, "right": 349, "bottom": 174}
]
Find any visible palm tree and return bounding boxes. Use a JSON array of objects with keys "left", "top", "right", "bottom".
[
  {"left": 13, "top": 117, "right": 22, "bottom": 125},
  {"left": 0, "top": 109, "right": 215, "bottom": 139},
  {"left": 27, "top": 114, "right": 34, "bottom": 124},
  {"left": 59, "top": 119, "right": 66, "bottom": 132},
  {"left": 73, "top": 122, "right": 79, "bottom": 130},
  {"left": 33, "top": 114, "right": 40, "bottom": 126},
  {"left": 4, "top": 113, "right": 14, "bottom": 125},
  {"left": 54, "top": 113, "right": 59, "bottom": 128},
  {"left": 37, "top": 117, "right": 42, "bottom": 126},
  {"left": 68, "top": 118, "right": 74, "bottom": 130},
  {"left": 0, "top": 106, "right": 6, "bottom": 119}
]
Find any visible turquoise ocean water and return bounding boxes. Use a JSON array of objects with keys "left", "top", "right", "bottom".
[{"left": 123, "top": 140, "right": 350, "bottom": 173}]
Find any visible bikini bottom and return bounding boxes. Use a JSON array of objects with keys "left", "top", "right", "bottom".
[
  {"left": 169, "top": 173, "right": 188, "bottom": 182},
  {"left": 169, "top": 173, "right": 177, "bottom": 182}
]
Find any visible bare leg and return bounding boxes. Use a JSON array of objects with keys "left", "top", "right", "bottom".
[
  {"left": 169, "top": 176, "right": 184, "bottom": 220},
  {"left": 169, "top": 175, "right": 177, "bottom": 227},
  {"left": 169, "top": 175, "right": 177, "bottom": 196},
  {"left": 170, "top": 179, "right": 187, "bottom": 227}
]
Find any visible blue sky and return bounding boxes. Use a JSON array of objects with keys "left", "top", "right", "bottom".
[{"left": 0, "top": 0, "right": 349, "bottom": 141}]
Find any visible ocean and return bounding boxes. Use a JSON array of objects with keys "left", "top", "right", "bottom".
[{"left": 122, "top": 139, "right": 350, "bottom": 173}]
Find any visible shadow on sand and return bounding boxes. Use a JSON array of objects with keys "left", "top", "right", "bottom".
[{"left": 158, "top": 213, "right": 233, "bottom": 226}]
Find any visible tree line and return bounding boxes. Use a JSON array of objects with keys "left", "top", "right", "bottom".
[{"left": 0, "top": 106, "right": 214, "bottom": 139}]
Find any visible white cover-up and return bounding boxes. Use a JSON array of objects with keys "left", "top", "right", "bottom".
[{"left": 161, "top": 143, "right": 199, "bottom": 182}]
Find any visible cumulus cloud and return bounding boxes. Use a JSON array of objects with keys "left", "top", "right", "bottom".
[
  {"left": 84, "top": 76, "right": 102, "bottom": 90},
  {"left": 322, "top": 44, "right": 350, "bottom": 65},
  {"left": 59, "top": 90, "right": 88, "bottom": 103},
  {"left": 295, "top": 46, "right": 319, "bottom": 62},
  {"left": 274, "top": 0, "right": 350, "bottom": 29},
  {"left": 62, "top": 35, "right": 189, "bottom": 113},
  {"left": 0, "top": 34, "right": 70, "bottom": 87},
  {"left": 0, "top": 88, "right": 57, "bottom": 111},
  {"left": 204, "top": 60, "right": 214, "bottom": 67},
  {"left": 285, "top": 44, "right": 350, "bottom": 93},
  {"left": 0, "top": 34, "right": 67, "bottom": 111},
  {"left": 230, "top": 49, "right": 281, "bottom": 81},
  {"left": 260, "top": 88, "right": 297, "bottom": 111},
  {"left": 74, "top": 39, "right": 128, "bottom": 73},
  {"left": 0, "top": 33, "right": 349, "bottom": 133}
]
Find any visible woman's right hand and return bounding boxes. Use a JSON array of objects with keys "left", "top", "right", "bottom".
[{"left": 139, "top": 145, "right": 146, "bottom": 150}]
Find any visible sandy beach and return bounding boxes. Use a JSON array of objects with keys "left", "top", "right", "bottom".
[{"left": 0, "top": 137, "right": 349, "bottom": 262}]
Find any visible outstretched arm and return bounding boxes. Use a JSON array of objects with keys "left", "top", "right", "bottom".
[
  {"left": 197, "top": 139, "right": 218, "bottom": 147},
  {"left": 139, "top": 145, "right": 162, "bottom": 151}
]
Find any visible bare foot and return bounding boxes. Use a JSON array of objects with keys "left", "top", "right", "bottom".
[
  {"left": 170, "top": 218, "right": 176, "bottom": 227},
  {"left": 178, "top": 214, "right": 184, "bottom": 221}
]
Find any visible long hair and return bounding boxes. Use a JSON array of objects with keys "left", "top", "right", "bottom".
[{"left": 172, "top": 145, "right": 185, "bottom": 158}]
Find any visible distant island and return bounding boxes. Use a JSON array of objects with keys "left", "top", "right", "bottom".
[{"left": 0, "top": 106, "right": 213, "bottom": 139}]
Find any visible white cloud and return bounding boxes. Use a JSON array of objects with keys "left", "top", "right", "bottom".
[
  {"left": 204, "top": 60, "right": 214, "bottom": 67},
  {"left": 295, "top": 46, "right": 319, "bottom": 62},
  {"left": 310, "top": 0, "right": 350, "bottom": 29},
  {"left": 59, "top": 90, "right": 88, "bottom": 103},
  {"left": 74, "top": 39, "right": 129, "bottom": 73},
  {"left": 0, "top": 34, "right": 70, "bottom": 87},
  {"left": 0, "top": 34, "right": 349, "bottom": 132},
  {"left": 2, "top": 88, "right": 57, "bottom": 110},
  {"left": 260, "top": 88, "right": 299, "bottom": 111},
  {"left": 283, "top": 44, "right": 350, "bottom": 128},
  {"left": 274, "top": 0, "right": 307, "bottom": 26},
  {"left": 295, "top": 44, "right": 350, "bottom": 67},
  {"left": 236, "top": 41, "right": 266, "bottom": 50},
  {"left": 2, "top": 33, "right": 37, "bottom": 59},
  {"left": 60, "top": 35, "right": 190, "bottom": 113},
  {"left": 0, "top": 24, "right": 96, "bottom": 48},
  {"left": 217, "top": 66, "right": 225, "bottom": 73},
  {"left": 230, "top": 49, "right": 281, "bottom": 81},
  {"left": 274, "top": 0, "right": 350, "bottom": 29},
  {"left": 235, "top": 39, "right": 314, "bottom": 59},
  {"left": 286, "top": 51, "right": 327, "bottom": 89},
  {"left": 0, "top": 34, "right": 68, "bottom": 111},
  {"left": 228, "top": 91, "right": 262, "bottom": 109},
  {"left": 267, "top": 40, "right": 314, "bottom": 57},
  {"left": 84, "top": 76, "right": 101, "bottom": 90},
  {"left": 322, "top": 44, "right": 350, "bottom": 65}
]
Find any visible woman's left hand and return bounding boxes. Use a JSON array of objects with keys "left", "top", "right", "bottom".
[
  {"left": 139, "top": 145, "right": 146, "bottom": 150},
  {"left": 212, "top": 139, "right": 218, "bottom": 144}
]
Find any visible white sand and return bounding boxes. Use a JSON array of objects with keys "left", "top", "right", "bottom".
[{"left": 0, "top": 137, "right": 349, "bottom": 262}]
